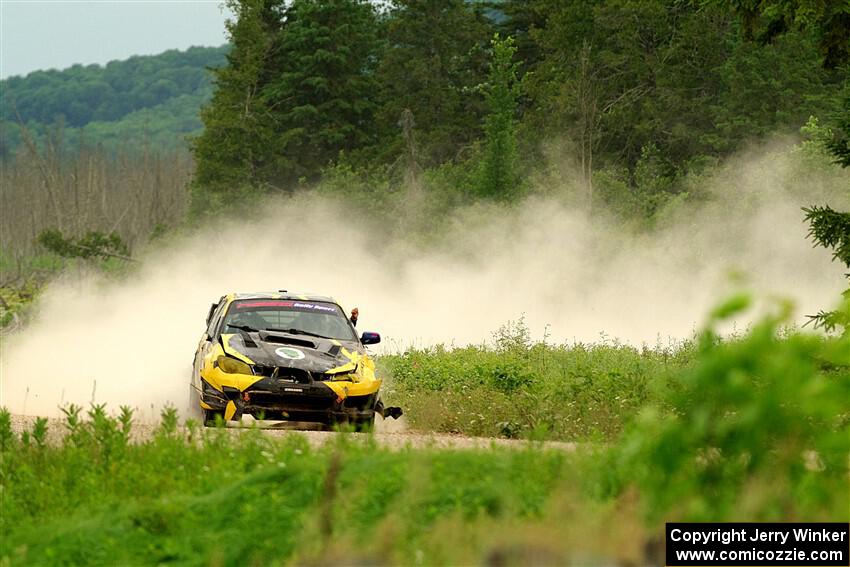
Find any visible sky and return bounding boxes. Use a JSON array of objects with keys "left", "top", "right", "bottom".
[{"left": 0, "top": 0, "right": 231, "bottom": 79}]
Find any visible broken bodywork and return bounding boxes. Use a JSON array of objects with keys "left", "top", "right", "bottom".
[{"left": 190, "top": 292, "right": 401, "bottom": 429}]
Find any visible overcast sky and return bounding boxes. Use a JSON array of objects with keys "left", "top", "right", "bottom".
[{"left": 0, "top": 0, "right": 231, "bottom": 79}]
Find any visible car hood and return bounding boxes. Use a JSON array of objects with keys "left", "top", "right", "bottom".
[{"left": 220, "top": 330, "right": 364, "bottom": 376}]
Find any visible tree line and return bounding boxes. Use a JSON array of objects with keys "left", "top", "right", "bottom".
[
  {"left": 1, "top": 46, "right": 228, "bottom": 127},
  {"left": 192, "top": 0, "right": 848, "bottom": 207},
  {"left": 0, "top": 46, "right": 228, "bottom": 158}
]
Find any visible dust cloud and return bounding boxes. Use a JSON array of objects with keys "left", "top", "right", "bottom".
[{"left": 1, "top": 143, "right": 847, "bottom": 419}]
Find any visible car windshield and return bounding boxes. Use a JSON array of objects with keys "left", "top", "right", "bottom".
[{"left": 222, "top": 300, "right": 356, "bottom": 341}]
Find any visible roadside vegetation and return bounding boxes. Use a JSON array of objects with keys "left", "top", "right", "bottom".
[
  {"left": 381, "top": 318, "right": 693, "bottom": 440},
  {"left": 2, "top": 295, "right": 847, "bottom": 565}
]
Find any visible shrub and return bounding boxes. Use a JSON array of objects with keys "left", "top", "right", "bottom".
[{"left": 604, "top": 296, "right": 850, "bottom": 521}]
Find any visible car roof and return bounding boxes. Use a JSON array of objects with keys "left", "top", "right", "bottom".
[{"left": 227, "top": 291, "right": 338, "bottom": 304}]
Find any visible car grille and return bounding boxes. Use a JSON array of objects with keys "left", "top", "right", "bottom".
[{"left": 247, "top": 392, "right": 334, "bottom": 411}]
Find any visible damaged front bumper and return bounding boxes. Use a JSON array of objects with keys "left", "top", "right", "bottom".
[{"left": 199, "top": 375, "right": 401, "bottom": 425}]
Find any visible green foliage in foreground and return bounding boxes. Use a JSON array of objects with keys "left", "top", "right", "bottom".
[
  {"left": 1, "top": 302, "right": 848, "bottom": 565},
  {"left": 606, "top": 296, "right": 850, "bottom": 522},
  {"left": 1, "top": 408, "right": 590, "bottom": 566},
  {"left": 383, "top": 296, "right": 850, "bottom": 448}
]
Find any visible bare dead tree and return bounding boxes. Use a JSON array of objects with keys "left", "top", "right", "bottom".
[
  {"left": 399, "top": 108, "right": 422, "bottom": 191},
  {"left": 0, "top": 137, "right": 191, "bottom": 272}
]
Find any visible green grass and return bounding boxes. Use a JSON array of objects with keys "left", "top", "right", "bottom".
[
  {"left": 2, "top": 413, "right": 604, "bottom": 566},
  {"left": 380, "top": 319, "right": 696, "bottom": 441}
]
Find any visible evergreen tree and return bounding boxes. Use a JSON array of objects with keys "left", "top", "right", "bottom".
[
  {"left": 374, "top": 0, "right": 491, "bottom": 165},
  {"left": 192, "top": 0, "right": 282, "bottom": 193},
  {"left": 192, "top": 0, "right": 382, "bottom": 192},
  {"left": 525, "top": 1, "right": 732, "bottom": 169},
  {"left": 718, "top": 0, "right": 850, "bottom": 68},
  {"left": 803, "top": 204, "right": 850, "bottom": 334},
  {"left": 476, "top": 34, "right": 521, "bottom": 200},
  {"left": 710, "top": 28, "right": 839, "bottom": 155},
  {"left": 494, "top": 0, "right": 547, "bottom": 77},
  {"left": 523, "top": 0, "right": 841, "bottom": 184},
  {"left": 802, "top": 88, "right": 850, "bottom": 334},
  {"left": 264, "top": 0, "right": 383, "bottom": 185},
  {"left": 826, "top": 90, "right": 850, "bottom": 168},
  {"left": 183, "top": 0, "right": 844, "bottom": 218}
]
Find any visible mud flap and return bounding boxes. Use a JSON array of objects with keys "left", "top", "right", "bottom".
[
  {"left": 375, "top": 399, "right": 403, "bottom": 420},
  {"left": 384, "top": 407, "right": 403, "bottom": 419}
]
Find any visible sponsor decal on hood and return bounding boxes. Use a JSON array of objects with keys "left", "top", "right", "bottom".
[{"left": 275, "top": 346, "right": 306, "bottom": 360}]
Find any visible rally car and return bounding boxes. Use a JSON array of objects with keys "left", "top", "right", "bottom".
[{"left": 190, "top": 291, "right": 401, "bottom": 429}]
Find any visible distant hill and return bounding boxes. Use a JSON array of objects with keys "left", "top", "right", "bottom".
[{"left": 0, "top": 45, "right": 229, "bottom": 157}]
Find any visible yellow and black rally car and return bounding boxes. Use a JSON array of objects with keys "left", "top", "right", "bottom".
[{"left": 190, "top": 291, "right": 402, "bottom": 429}]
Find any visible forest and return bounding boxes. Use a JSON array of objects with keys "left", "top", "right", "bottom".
[
  {"left": 0, "top": 45, "right": 228, "bottom": 157},
  {"left": 2, "top": 2, "right": 847, "bottom": 199},
  {"left": 190, "top": 0, "right": 848, "bottom": 209}
]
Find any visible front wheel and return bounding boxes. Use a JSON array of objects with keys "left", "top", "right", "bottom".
[
  {"left": 353, "top": 414, "right": 375, "bottom": 432},
  {"left": 203, "top": 409, "right": 225, "bottom": 426},
  {"left": 188, "top": 384, "right": 203, "bottom": 421}
]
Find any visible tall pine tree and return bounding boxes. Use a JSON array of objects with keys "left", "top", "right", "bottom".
[
  {"left": 193, "top": 0, "right": 382, "bottom": 194},
  {"left": 193, "top": 0, "right": 282, "bottom": 194},
  {"left": 374, "top": 0, "right": 491, "bottom": 166},
  {"left": 476, "top": 34, "right": 521, "bottom": 200},
  {"left": 264, "top": 0, "right": 383, "bottom": 185}
]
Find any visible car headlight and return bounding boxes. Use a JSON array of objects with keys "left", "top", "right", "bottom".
[
  {"left": 328, "top": 369, "right": 361, "bottom": 382},
  {"left": 327, "top": 363, "right": 360, "bottom": 382},
  {"left": 216, "top": 355, "right": 252, "bottom": 375}
]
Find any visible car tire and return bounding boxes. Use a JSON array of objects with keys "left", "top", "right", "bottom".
[
  {"left": 203, "top": 409, "right": 225, "bottom": 426},
  {"left": 188, "top": 383, "right": 203, "bottom": 421},
  {"left": 353, "top": 414, "right": 375, "bottom": 432}
]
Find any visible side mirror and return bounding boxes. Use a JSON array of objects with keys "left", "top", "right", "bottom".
[{"left": 361, "top": 332, "right": 381, "bottom": 345}]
